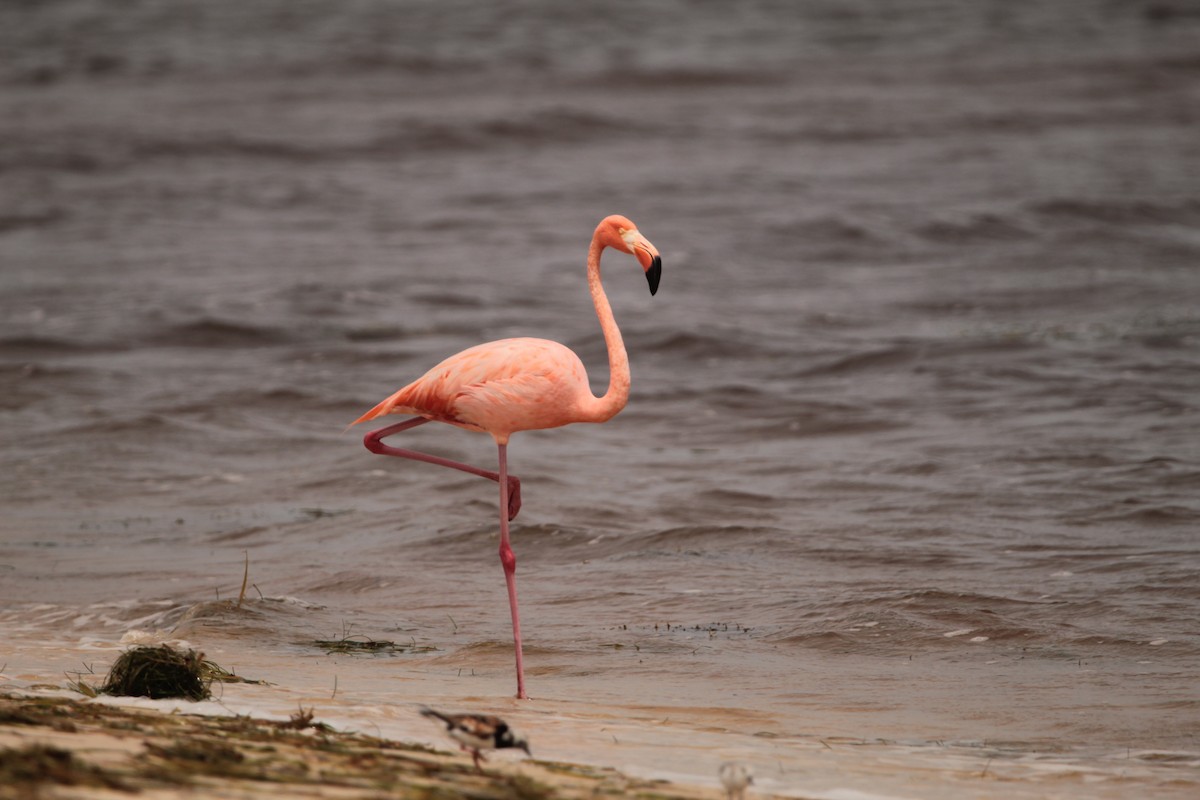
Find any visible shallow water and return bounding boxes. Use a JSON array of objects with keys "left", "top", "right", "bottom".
[{"left": 3, "top": 2, "right": 1200, "bottom": 797}]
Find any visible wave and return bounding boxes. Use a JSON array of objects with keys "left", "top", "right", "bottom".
[
  {"left": 298, "top": 571, "right": 397, "bottom": 596},
  {"left": 777, "top": 214, "right": 894, "bottom": 246},
  {"left": 791, "top": 337, "right": 1037, "bottom": 370},
  {"left": 161, "top": 386, "right": 354, "bottom": 416},
  {"left": 149, "top": 318, "right": 290, "bottom": 348},
  {"left": 915, "top": 212, "right": 1034, "bottom": 243},
  {"left": 3, "top": 107, "right": 638, "bottom": 175},
  {"left": 705, "top": 395, "right": 906, "bottom": 439},
  {"left": 0, "top": 600, "right": 191, "bottom": 638},
  {"left": 792, "top": 346, "right": 916, "bottom": 377},
  {"left": 584, "top": 66, "right": 784, "bottom": 89},
  {"left": 595, "top": 525, "right": 790, "bottom": 560},
  {"left": 49, "top": 412, "right": 180, "bottom": 439},
  {"left": 169, "top": 596, "right": 329, "bottom": 643},
  {"left": 1030, "top": 198, "right": 1200, "bottom": 227},
  {"left": 2, "top": 312, "right": 299, "bottom": 356},
  {"left": 0, "top": 362, "right": 98, "bottom": 411},
  {"left": 0, "top": 335, "right": 122, "bottom": 355},
  {"left": 0, "top": 207, "right": 66, "bottom": 233},
  {"left": 889, "top": 588, "right": 1049, "bottom": 607},
  {"left": 636, "top": 328, "right": 788, "bottom": 359},
  {"left": 145, "top": 108, "right": 631, "bottom": 158},
  {"left": 405, "top": 290, "right": 486, "bottom": 310},
  {"left": 762, "top": 590, "right": 1066, "bottom": 653},
  {"left": 1060, "top": 502, "right": 1200, "bottom": 526}
]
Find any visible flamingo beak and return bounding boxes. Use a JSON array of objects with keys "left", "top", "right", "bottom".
[
  {"left": 623, "top": 230, "right": 662, "bottom": 296},
  {"left": 645, "top": 255, "right": 661, "bottom": 296}
]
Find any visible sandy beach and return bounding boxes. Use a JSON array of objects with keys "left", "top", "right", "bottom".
[{"left": 0, "top": 692, "right": 734, "bottom": 800}]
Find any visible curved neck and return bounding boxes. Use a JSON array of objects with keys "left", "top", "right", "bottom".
[{"left": 580, "top": 238, "right": 630, "bottom": 423}]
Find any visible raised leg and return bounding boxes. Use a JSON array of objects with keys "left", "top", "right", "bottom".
[
  {"left": 497, "top": 443, "right": 527, "bottom": 700},
  {"left": 363, "top": 418, "right": 522, "bottom": 520}
]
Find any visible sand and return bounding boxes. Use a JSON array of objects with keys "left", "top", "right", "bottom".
[{"left": 0, "top": 693, "right": 741, "bottom": 800}]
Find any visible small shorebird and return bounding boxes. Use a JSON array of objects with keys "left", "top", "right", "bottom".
[
  {"left": 420, "top": 707, "right": 531, "bottom": 771},
  {"left": 353, "top": 215, "right": 662, "bottom": 699},
  {"left": 719, "top": 761, "right": 754, "bottom": 800}
]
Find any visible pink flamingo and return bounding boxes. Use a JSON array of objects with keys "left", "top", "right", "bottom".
[{"left": 351, "top": 214, "right": 662, "bottom": 699}]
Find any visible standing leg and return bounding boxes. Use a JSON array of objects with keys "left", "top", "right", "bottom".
[
  {"left": 363, "top": 418, "right": 521, "bottom": 519},
  {"left": 497, "top": 443, "right": 527, "bottom": 699}
]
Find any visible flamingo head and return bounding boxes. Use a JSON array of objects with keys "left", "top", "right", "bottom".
[{"left": 596, "top": 214, "right": 662, "bottom": 295}]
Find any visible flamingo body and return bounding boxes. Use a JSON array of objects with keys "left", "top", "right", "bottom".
[
  {"left": 353, "top": 214, "right": 661, "bottom": 699},
  {"left": 353, "top": 337, "right": 597, "bottom": 444}
]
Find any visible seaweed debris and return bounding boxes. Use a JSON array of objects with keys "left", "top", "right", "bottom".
[
  {"left": 0, "top": 743, "right": 133, "bottom": 795},
  {"left": 70, "top": 645, "right": 266, "bottom": 701},
  {"left": 101, "top": 645, "right": 210, "bottom": 701},
  {"left": 313, "top": 635, "right": 438, "bottom": 656}
]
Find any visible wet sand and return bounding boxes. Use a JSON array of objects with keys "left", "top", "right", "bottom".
[{"left": 4, "top": 614, "right": 1199, "bottom": 800}]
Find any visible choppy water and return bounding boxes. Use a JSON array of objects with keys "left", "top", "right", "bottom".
[{"left": 3, "top": 2, "right": 1200, "bottom": 797}]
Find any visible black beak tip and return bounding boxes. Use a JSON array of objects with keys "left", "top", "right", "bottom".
[{"left": 646, "top": 256, "right": 662, "bottom": 296}]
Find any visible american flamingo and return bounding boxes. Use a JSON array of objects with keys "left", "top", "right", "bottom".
[{"left": 351, "top": 214, "right": 662, "bottom": 699}]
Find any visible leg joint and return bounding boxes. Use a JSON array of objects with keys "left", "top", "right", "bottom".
[{"left": 499, "top": 544, "right": 517, "bottom": 573}]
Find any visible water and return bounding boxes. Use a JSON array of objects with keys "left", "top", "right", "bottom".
[{"left": 2, "top": 2, "right": 1200, "bottom": 796}]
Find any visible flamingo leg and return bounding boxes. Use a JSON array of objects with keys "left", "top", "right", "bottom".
[
  {"left": 365, "top": 418, "right": 527, "bottom": 697},
  {"left": 497, "top": 442, "right": 527, "bottom": 700},
  {"left": 363, "top": 417, "right": 522, "bottom": 520}
]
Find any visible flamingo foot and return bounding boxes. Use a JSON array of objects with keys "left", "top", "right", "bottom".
[{"left": 507, "top": 476, "right": 522, "bottom": 521}]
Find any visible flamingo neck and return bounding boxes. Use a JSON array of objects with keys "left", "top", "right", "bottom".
[{"left": 580, "top": 237, "right": 630, "bottom": 423}]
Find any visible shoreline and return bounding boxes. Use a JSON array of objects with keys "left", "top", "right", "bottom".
[{"left": 0, "top": 692, "right": 739, "bottom": 800}]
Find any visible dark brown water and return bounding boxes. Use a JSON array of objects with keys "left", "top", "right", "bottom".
[{"left": 3, "top": 2, "right": 1200, "bottom": 796}]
